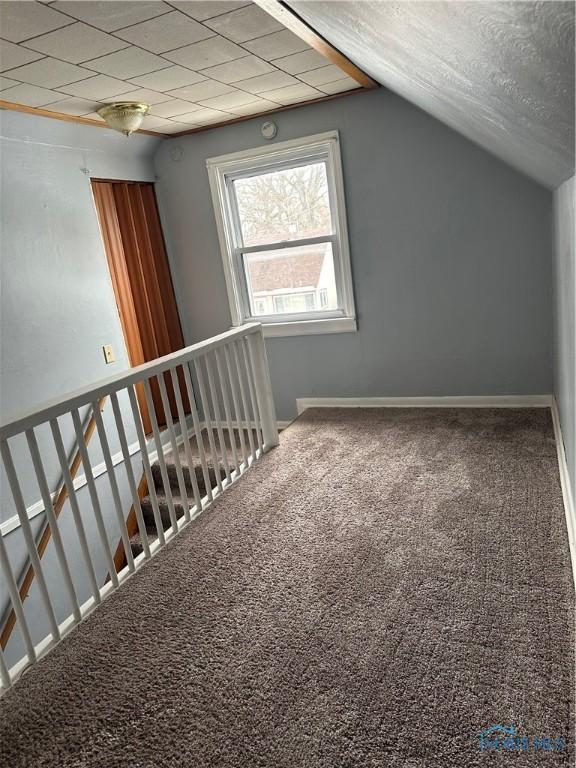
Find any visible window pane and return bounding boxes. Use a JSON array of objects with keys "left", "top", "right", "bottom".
[
  {"left": 233, "top": 162, "right": 332, "bottom": 246},
  {"left": 244, "top": 242, "right": 338, "bottom": 317}
]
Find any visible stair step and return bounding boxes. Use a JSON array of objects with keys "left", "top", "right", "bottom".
[
  {"left": 140, "top": 492, "right": 189, "bottom": 529},
  {"left": 150, "top": 460, "right": 226, "bottom": 498},
  {"left": 129, "top": 525, "right": 159, "bottom": 558}
]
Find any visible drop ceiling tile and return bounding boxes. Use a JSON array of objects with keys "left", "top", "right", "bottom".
[
  {"left": 166, "top": 78, "right": 235, "bottom": 101},
  {"left": 60, "top": 74, "right": 134, "bottom": 99},
  {"left": 198, "top": 89, "right": 261, "bottom": 110},
  {"left": 272, "top": 49, "right": 327, "bottom": 75},
  {"left": 170, "top": 2, "right": 251, "bottom": 22},
  {"left": 201, "top": 54, "right": 273, "bottom": 84},
  {"left": 225, "top": 97, "right": 278, "bottom": 116},
  {"left": 159, "top": 120, "right": 190, "bottom": 133},
  {"left": 174, "top": 107, "right": 228, "bottom": 124},
  {"left": 0, "top": 76, "right": 19, "bottom": 91},
  {"left": 233, "top": 70, "right": 298, "bottom": 94},
  {"left": 130, "top": 65, "right": 205, "bottom": 91},
  {"left": 298, "top": 64, "right": 345, "bottom": 87},
  {"left": 0, "top": 2, "right": 72, "bottom": 43},
  {"left": 52, "top": 1, "right": 169, "bottom": 33},
  {"left": 149, "top": 98, "right": 201, "bottom": 117},
  {"left": 101, "top": 88, "right": 172, "bottom": 105},
  {"left": 83, "top": 47, "right": 171, "bottom": 79},
  {"left": 319, "top": 77, "right": 359, "bottom": 95},
  {"left": 0, "top": 83, "right": 67, "bottom": 107},
  {"left": 0, "top": 39, "right": 45, "bottom": 72},
  {"left": 4, "top": 58, "right": 92, "bottom": 88},
  {"left": 81, "top": 111, "right": 105, "bottom": 122},
  {"left": 243, "top": 30, "right": 309, "bottom": 61},
  {"left": 22, "top": 22, "right": 129, "bottom": 64},
  {"left": 114, "top": 11, "right": 214, "bottom": 54},
  {"left": 140, "top": 114, "right": 178, "bottom": 129},
  {"left": 260, "top": 82, "right": 321, "bottom": 105},
  {"left": 41, "top": 97, "right": 97, "bottom": 115},
  {"left": 203, "top": 5, "right": 282, "bottom": 43},
  {"left": 163, "top": 35, "right": 244, "bottom": 70}
]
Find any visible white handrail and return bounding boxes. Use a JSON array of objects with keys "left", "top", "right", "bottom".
[
  {"left": 0, "top": 322, "right": 279, "bottom": 691},
  {"left": 0, "top": 323, "right": 263, "bottom": 440}
]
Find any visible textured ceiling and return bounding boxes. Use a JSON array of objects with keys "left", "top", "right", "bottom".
[
  {"left": 0, "top": 0, "right": 359, "bottom": 133},
  {"left": 289, "top": 1, "right": 575, "bottom": 189}
]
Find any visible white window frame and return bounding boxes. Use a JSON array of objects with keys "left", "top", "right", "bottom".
[{"left": 206, "top": 131, "right": 357, "bottom": 338}]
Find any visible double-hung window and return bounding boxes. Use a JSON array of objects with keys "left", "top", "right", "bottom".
[{"left": 207, "top": 131, "right": 356, "bottom": 337}]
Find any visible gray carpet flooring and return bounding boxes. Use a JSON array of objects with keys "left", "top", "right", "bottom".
[{"left": 0, "top": 408, "right": 573, "bottom": 767}]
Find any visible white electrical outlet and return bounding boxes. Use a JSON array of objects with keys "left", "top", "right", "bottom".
[{"left": 103, "top": 344, "right": 115, "bottom": 364}]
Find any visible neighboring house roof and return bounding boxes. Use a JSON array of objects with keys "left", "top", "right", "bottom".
[
  {"left": 249, "top": 250, "right": 325, "bottom": 293},
  {"left": 289, "top": 1, "right": 575, "bottom": 189}
]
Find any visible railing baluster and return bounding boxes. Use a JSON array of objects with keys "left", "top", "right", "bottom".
[
  {"left": 247, "top": 331, "right": 279, "bottom": 451},
  {"left": 232, "top": 340, "right": 256, "bottom": 461},
  {"left": 192, "top": 358, "right": 223, "bottom": 494},
  {"left": 224, "top": 344, "right": 248, "bottom": 468},
  {"left": 92, "top": 404, "right": 135, "bottom": 573},
  {"left": 127, "top": 386, "right": 165, "bottom": 547},
  {"left": 50, "top": 419, "right": 100, "bottom": 602},
  {"left": 0, "top": 643, "right": 10, "bottom": 688},
  {"left": 156, "top": 374, "right": 192, "bottom": 523},
  {"left": 204, "top": 353, "right": 232, "bottom": 483},
  {"left": 182, "top": 364, "right": 213, "bottom": 501},
  {"left": 25, "top": 429, "right": 81, "bottom": 623},
  {"left": 0, "top": 440, "right": 61, "bottom": 642},
  {"left": 71, "top": 409, "right": 118, "bottom": 588},
  {"left": 215, "top": 348, "right": 240, "bottom": 475},
  {"left": 143, "top": 379, "right": 179, "bottom": 533},
  {"left": 0, "top": 532, "right": 36, "bottom": 663},
  {"left": 241, "top": 336, "right": 263, "bottom": 453},
  {"left": 110, "top": 393, "right": 151, "bottom": 560},
  {"left": 170, "top": 368, "right": 203, "bottom": 512}
]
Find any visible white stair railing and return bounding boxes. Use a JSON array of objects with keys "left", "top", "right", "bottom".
[{"left": 0, "top": 323, "right": 278, "bottom": 692}]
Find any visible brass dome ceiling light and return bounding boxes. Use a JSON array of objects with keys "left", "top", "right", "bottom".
[{"left": 97, "top": 102, "right": 150, "bottom": 136}]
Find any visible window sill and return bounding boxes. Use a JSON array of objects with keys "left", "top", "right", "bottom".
[{"left": 259, "top": 316, "right": 357, "bottom": 338}]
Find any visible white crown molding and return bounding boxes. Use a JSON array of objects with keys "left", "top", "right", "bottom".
[{"left": 296, "top": 395, "right": 553, "bottom": 414}]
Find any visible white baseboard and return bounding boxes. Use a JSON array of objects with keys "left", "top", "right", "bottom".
[
  {"left": 551, "top": 398, "right": 576, "bottom": 590},
  {"left": 296, "top": 395, "right": 553, "bottom": 414}
]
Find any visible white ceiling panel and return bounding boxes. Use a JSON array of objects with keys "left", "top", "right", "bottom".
[
  {"left": 83, "top": 47, "right": 172, "bottom": 79},
  {"left": 149, "top": 98, "right": 201, "bottom": 117},
  {"left": 166, "top": 79, "right": 236, "bottom": 101},
  {"left": 170, "top": 2, "right": 251, "bottom": 23},
  {"left": 243, "top": 29, "right": 309, "bottom": 60},
  {"left": 200, "top": 54, "right": 274, "bottom": 84},
  {"left": 40, "top": 97, "right": 97, "bottom": 115},
  {"left": 0, "top": 2, "right": 71, "bottom": 43},
  {"left": 129, "top": 66, "right": 206, "bottom": 92},
  {"left": 272, "top": 49, "right": 328, "bottom": 75},
  {"left": 203, "top": 4, "right": 282, "bottom": 43},
  {"left": 22, "top": 22, "right": 129, "bottom": 64},
  {"left": 59, "top": 74, "right": 136, "bottom": 100},
  {"left": 224, "top": 97, "right": 278, "bottom": 115},
  {"left": 51, "top": 1, "right": 170, "bottom": 33},
  {"left": 114, "top": 11, "right": 214, "bottom": 54},
  {"left": 163, "top": 36, "right": 245, "bottom": 70},
  {"left": 4, "top": 58, "right": 91, "bottom": 88},
  {"left": 0, "top": 83, "right": 67, "bottom": 107},
  {"left": 0, "top": 76, "right": 19, "bottom": 91},
  {"left": 228, "top": 70, "right": 298, "bottom": 94},
  {"left": 319, "top": 77, "right": 359, "bottom": 95},
  {"left": 0, "top": 39, "right": 45, "bottom": 72},
  {"left": 175, "top": 107, "right": 229, "bottom": 124},
  {"left": 198, "top": 90, "right": 261, "bottom": 110},
  {"left": 260, "top": 82, "right": 320, "bottom": 104},
  {"left": 102, "top": 88, "right": 173, "bottom": 105},
  {"left": 298, "top": 64, "right": 344, "bottom": 87}
]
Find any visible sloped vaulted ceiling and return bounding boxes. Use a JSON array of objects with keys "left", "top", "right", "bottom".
[{"left": 287, "top": 1, "right": 575, "bottom": 189}]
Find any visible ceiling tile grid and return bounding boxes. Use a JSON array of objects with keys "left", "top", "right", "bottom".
[{"left": 0, "top": 0, "right": 362, "bottom": 132}]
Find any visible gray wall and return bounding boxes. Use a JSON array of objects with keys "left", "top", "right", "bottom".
[
  {"left": 0, "top": 111, "right": 160, "bottom": 666},
  {"left": 154, "top": 88, "right": 554, "bottom": 421},
  {"left": 553, "top": 175, "right": 575, "bottom": 500}
]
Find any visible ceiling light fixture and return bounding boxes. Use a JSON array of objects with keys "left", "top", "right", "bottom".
[{"left": 97, "top": 102, "right": 150, "bottom": 136}]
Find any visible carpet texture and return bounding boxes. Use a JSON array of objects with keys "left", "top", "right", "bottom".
[{"left": 0, "top": 408, "right": 573, "bottom": 767}]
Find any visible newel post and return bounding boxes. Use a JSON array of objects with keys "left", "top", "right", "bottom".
[{"left": 248, "top": 327, "right": 279, "bottom": 450}]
